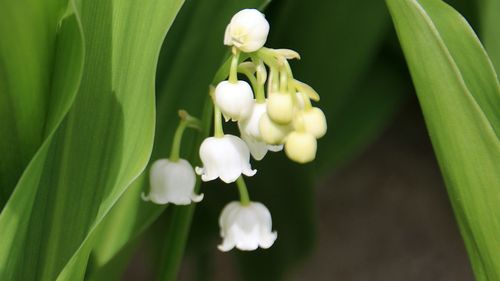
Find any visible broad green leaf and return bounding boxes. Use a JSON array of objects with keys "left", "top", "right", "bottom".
[
  {"left": 0, "top": 0, "right": 78, "bottom": 207},
  {"left": 0, "top": 0, "right": 184, "bottom": 280},
  {"left": 386, "top": 0, "right": 500, "bottom": 279},
  {"left": 480, "top": 0, "right": 500, "bottom": 72},
  {"left": 0, "top": 0, "right": 85, "bottom": 276}
]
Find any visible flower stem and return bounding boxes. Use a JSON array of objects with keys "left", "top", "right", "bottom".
[
  {"left": 169, "top": 110, "right": 202, "bottom": 162},
  {"left": 237, "top": 66, "right": 259, "bottom": 90},
  {"left": 236, "top": 176, "right": 251, "bottom": 206},
  {"left": 251, "top": 56, "right": 267, "bottom": 103},
  {"left": 279, "top": 68, "right": 288, "bottom": 93},
  {"left": 213, "top": 105, "right": 224, "bottom": 138},
  {"left": 255, "top": 84, "right": 266, "bottom": 103},
  {"left": 169, "top": 119, "right": 187, "bottom": 162},
  {"left": 256, "top": 47, "right": 282, "bottom": 69},
  {"left": 156, "top": 99, "right": 213, "bottom": 281},
  {"left": 208, "top": 86, "right": 225, "bottom": 138},
  {"left": 282, "top": 58, "right": 295, "bottom": 94},
  {"left": 238, "top": 66, "right": 265, "bottom": 103},
  {"left": 268, "top": 67, "right": 279, "bottom": 93},
  {"left": 229, "top": 48, "right": 240, "bottom": 83}
]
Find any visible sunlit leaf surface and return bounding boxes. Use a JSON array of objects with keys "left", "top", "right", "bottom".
[
  {"left": 386, "top": 0, "right": 500, "bottom": 279},
  {"left": 0, "top": 0, "right": 184, "bottom": 280}
]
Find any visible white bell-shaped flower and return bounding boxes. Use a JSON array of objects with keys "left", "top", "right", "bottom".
[
  {"left": 215, "top": 80, "right": 254, "bottom": 121},
  {"left": 239, "top": 101, "right": 266, "bottom": 139},
  {"left": 218, "top": 201, "right": 277, "bottom": 251},
  {"left": 240, "top": 132, "right": 283, "bottom": 161},
  {"left": 224, "top": 9, "right": 270, "bottom": 52},
  {"left": 142, "top": 159, "right": 203, "bottom": 205},
  {"left": 195, "top": 135, "right": 256, "bottom": 183},
  {"left": 238, "top": 102, "right": 283, "bottom": 160}
]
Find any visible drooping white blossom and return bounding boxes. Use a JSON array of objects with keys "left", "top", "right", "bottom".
[
  {"left": 215, "top": 80, "right": 254, "bottom": 121},
  {"left": 238, "top": 102, "right": 282, "bottom": 160},
  {"left": 240, "top": 132, "right": 283, "bottom": 161},
  {"left": 142, "top": 159, "right": 203, "bottom": 205},
  {"left": 224, "top": 9, "right": 270, "bottom": 52},
  {"left": 218, "top": 201, "right": 277, "bottom": 251},
  {"left": 195, "top": 135, "right": 256, "bottom": 183}
]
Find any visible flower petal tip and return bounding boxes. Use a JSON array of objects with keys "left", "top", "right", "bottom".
[{"left": 191, "top": 193, "right": 204, "bottom": 203}]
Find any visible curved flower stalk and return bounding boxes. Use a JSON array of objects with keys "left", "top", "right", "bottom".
[{"left": 143, "top": 110, "right": 203, "bottom": 205}]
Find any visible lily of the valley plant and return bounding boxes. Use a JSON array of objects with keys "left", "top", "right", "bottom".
[{"left": 143, "top": 8, "right": 327, "bottom": 252}]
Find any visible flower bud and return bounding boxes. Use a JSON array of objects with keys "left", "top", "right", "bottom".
[
  {"left": 218, "top": 201, "right": 277, "bottom": 251},
  {"left": 295, "top": 92, "right": 306, "bottom": 110},
  {"left": 285, "top": 131, "right": 317, "bottom": 163},
  {"left": 294, "top": 107, "right": 327, "bottom": 139},
  {"left": 259, "top": 113, "right": 291, "bottom": 145},
  {"left": 266, "top": 92, "right": 294, "bottom": 124},
  {"left": 143, "top": 159, "right": 203, "bottom": 205},
  {"left": 224, "top": 9, "right": 270, "bottom": 52},
  {"left": 215, "top": 80, "right": 254, "bottom": 121}
]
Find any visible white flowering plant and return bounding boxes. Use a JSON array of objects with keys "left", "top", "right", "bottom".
[
  {"left": 144, "top": 8, "right": 327, "bottom": 254},
  {"left": 0, "top": 0, "right": 499, "bottom": 281}
]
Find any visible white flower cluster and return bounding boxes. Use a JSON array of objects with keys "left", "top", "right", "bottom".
[
  {"left": 143, "top": 9, "right": 326, "bottom": 253},
  {"left": 214, "top": 8, "right": 327, "bottom": 165}
]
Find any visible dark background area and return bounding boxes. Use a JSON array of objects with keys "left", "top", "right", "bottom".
[{"left": 124, "top": 102, "right": 474, "bottom": 281}]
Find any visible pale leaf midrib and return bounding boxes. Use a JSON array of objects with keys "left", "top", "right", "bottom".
[{"left": 411, "top": 0, "right": 500, "bottom": 141}]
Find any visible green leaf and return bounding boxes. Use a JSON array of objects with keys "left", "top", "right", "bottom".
[
  {"left": 0, "top": 0, "right": 184, "bottom": 279},
  {"left": 480, "top": 0, "right": 500, "bottom": 73},
  {"left": 0, "top": 0, "right": 78, "bottom": 207},
  {"left": 386, "top": 0, "right": 500, "bottom": 279}
]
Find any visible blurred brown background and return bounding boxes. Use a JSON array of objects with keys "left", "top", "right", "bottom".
[{"left": 124, "top": 99, "right": 474, "bottom": 281}]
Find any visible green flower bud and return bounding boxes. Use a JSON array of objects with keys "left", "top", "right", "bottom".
[
  {"left": 294, "top": 107, "right": 327, "bottom": 139},
  {"left": 267, "top": 92, "right": 294, "bottom": 124},
  {"left": 285, "top": 131, "right": 317, "bottom": 163},
  {"left": 259, "top": 113, "right": 291, "bottom": 145}
]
